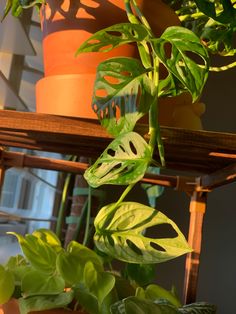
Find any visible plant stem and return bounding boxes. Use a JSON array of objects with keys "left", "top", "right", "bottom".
[
  {"left": 209, "top": 61, "right": 236, "bottom": 71},
  {"left": 83, "top": 185, "right": 92, "bottom": 246},
  {"left": 124, "top": 0, "right": 165, "bottom": 167},
  {"left": 149, "top": 56, "right": 165, "bottom": 167},
  {"left": 178, "top": 11, "right": 205, "bottom": 22},
  {"left": 56, "top": 173, "right": 71, "bottom": 238}
]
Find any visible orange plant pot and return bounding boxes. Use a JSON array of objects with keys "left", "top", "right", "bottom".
[
  {"left": 0, "top": 299, "right": 86, "bottom": 314},
  {"left": 36, "top": 0, "right": 180, "bottom": 119}
]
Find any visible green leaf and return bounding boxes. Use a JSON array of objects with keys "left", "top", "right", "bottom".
[
  {"left": 94, "top": 202, "right": 192, "bottom": 264},
  {"left": 76, "top": 23, "right": 149, "bottom": 54},
  {"left": 5, "top": 255, "right": 30, "bottom": 283},
  {"left": 67, "top": 241, "right": 103, "bottom": 271},
  {"left": 92, "top": 57, "right": 154, "bottom": 136},
  {"left": 19, "top": 291, "right": 74, "bottom": 314},
  {"left": 56, "top": 250, "right": 84, "bottom": 286},
  {"left": 21, "top": 270, "right": 65, "bottom": 297},
  {"left": 0, "top": 265, "right": 14, "bottom": 304},
  {"left": 32, "top": 228, "right": 62, "bottom": 252},
  {"left": 138, "top": 284, "right": 182, "bottom": 308},
  {"left": 84, "top": 132, "right": 151, "bottom": 188},
  {"left": 74, "top": 286, "right": 99, "bottom": 314},
  {"left": 84, "top": 261, "right": 115, "bottom": 307},
  {"left": 57, "top": 241, "right": 103, "bottom": 286},
  {"left": 8, "top": 232, "right": 57, "bottom": 274},
  {"left": 179, "top": 302, "right": 217, "bottom": 313},
  {"left": 153, "top": 26, "right": 209, "bottom": 101},
  {"left": 111, "top": 297, "right": 180, "bottom": 314},
  {"left": 195, "top": 0, "right": 236, "bottom": 25},
  {"left": 125, "top": 263, "right": 156, "bottom": 286}
]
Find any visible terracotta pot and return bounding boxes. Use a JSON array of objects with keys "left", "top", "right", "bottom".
[
  {"left": 0, "top": 299, "right": 86, "bottom": 314},
  {"left": 1, "top": 299, "right": 20, "bottom": 314},
  {"left": 36, "top": 0, "right": 179, "bottom": 118}
]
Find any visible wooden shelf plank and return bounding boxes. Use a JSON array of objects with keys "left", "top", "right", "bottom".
[{"left": 0, "top": 110, "right": 235, "bottom": 174}]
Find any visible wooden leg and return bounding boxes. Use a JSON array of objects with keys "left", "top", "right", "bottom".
[
  {"left": 0, "top": 167, "right": 6, "bottom": 198},
  {"left": 183, "top": 190, "right": 207, "bottom": 304}
]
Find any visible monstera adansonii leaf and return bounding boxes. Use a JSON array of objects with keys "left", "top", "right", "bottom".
[
  {"left": 153, "top": 26, "right": 209, "bottom": 101},
  {"left": 94, "top": 202, "right": 192, "bottom": 264},
  {"left": 194, "top": 0, "right": 236, "bottom": 25},
  {"left": 84, "top": 132, "right": 152, "bottom": 188},
  {"left": 77, "top": 23, "right": 150, "bottom": 54},
  {"left": 91, "top": 57, "right": 154, "bottom": 136}
]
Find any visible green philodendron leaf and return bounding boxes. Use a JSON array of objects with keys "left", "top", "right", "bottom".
[
  {"left": 84, "top": 261, "right": 115, "bottom": 307},
  {"left": 179, "top": 302, "right": 217, "bottom": 313},
  {"left": 94, "top": 202, "right": 192, "bottom": 264},
  {"left": 92, "top": 57, "right": 154, "bottom": 136},
  {"left": 200, "top": 26, "right": 235, "bottom": 56},
  {"left": 21, "top": 270, "right": 65, "bottom": 297},
  {"left": 0, "top": 265, "right": 14, "bottom": 305},
  {"left": 56, "top": 250, "right": 84, "bottom": 286},
  {"left": 84, "top": 132, "right": 151, "bottom": 188},
  {"left": 153, "top": 26, "right": 209, "bottom": 101},
  {"left": 32, "top": 228, "right": 62, "bottom": 252},
  {"left": 138, "top": 284, "right": 182, "bottom": 308},
  {"left": 57, "top": 241, "right": 104, "bottom": 286},
  {"left": 125, "top": 263, "right": 156, "bottom": 286},
  {"left": 195, "top": 0, "right": 236, "bottom": 25},
  {"left": 6, "top": 255, "right": 31, "bottom": 283},
  {"left": 76, "top": 23, "right": 149, "bottom": 54},
  {"left": 110, "top": 297, "right": 179, "bottom": 314},
  {"left": 67, "top": 241, "right": 103, "bottom": 271},
  {"left": 8, "top": 232, "right": 57, "bottom": 274},
  {"left": 19, "top": 291, "right": 74, "bottom": 314},
  {"left": 74, "top": 286, "right": 99, "bottom": 314}
]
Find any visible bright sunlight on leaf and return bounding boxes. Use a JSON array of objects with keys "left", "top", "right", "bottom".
[
  {"left": 84, "top": 132, "right": 152, "bottom": 188},
  {"left": 76, "top": 23, "right": 149, "bottom": 54},
  {"left": 92, "top": 57, "right": 154, "bottom": 136},
  {"left": 153, "top": 26, "right": 209, "bottom": 101},
  {"left": 94, "top": 202, "right": 192, "bottom": 264}
]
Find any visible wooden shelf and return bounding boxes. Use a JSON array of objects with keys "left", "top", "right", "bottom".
[{"left": 0, "top": 110, "right": 235, "bottom": 174}]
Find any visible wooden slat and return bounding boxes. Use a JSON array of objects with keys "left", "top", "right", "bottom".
[{"left": 0, "top": 110, "right": 235, "bottom": 173}]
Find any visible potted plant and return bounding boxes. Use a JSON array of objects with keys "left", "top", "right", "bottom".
[
  {"left": 2, "top": 0, "right": 182, "bottom": 120},
  {"left": 1, "top": 1, "right": 234, "bottom": 313},
  {"left": 0, "top": 228, "right": 216, "bottom": 314}
]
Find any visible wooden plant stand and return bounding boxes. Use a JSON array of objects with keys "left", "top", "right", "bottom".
[{"left": 0, "top": 110, "right": 235, "bottom": 304}]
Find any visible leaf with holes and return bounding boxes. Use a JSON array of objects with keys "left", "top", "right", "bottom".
[
  {"left": 84, "top": 132, "right": 151, "bottom": 188},
  {"left": 92, "top": 57, "right": 154, "bottom": 136},
  {"left": 76, "top": 23, "right": 149, "bottom": 54},
  {"left": 194, "top": 0, "right": 236, "bottom": 25},
  {"left": 110, "top": 296, "right": 179, "bottom": 314},
  {"left": 179, "top": 302, "right": 217, "bottom": 313},
  {"left": 153, "top": 26, "right": 209, "bottom": 101},
  {"left": 94, "top": 202, "right": 192, "bottom": 264}
]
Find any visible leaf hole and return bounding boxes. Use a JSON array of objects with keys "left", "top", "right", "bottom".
[
  {"left": 163, "top": 42, "right": 172, "bottom": 59},
  {"left": 120, "top": 70, "right": 132, "bottom": 77},
  {"left": 129, "top": 141, "right": 137, "bottom": 155},
  {"left": 145, "top": 224, "right": 178, "bottom": 239},
  {"left": 107, "top": 148, "right": 116, "bottom": 157},
  {"left": 150, "top": 242, "right": 166, "bottom": 252},
  {"left": 118, "top": 145, "right": 126, "bottom": 153},
  {"left": 185, "top": 51, "right": 205, "bottom": 66},
  {"left": 126, "top": 239, "right": 143, "bottom": 256},
  {"left": 88, "top": 39, "right": 100, "bottom": 45},
  {"left": 92, "top": 103, "right": 98, "bottom": 113},
  {"left": 112, "top": 163, "right": 122, "bottom": 170},
  {"left": 95, "top": 89, "right": 108, "bottom": 98},
  {"left": 107, "top": 235, "right": 115, "bottom": 247},
  {"left": 99, "top": 44, "right": 113, "bottom": 52},
  {"left": 104, "top": 75, "right": 120, "bottom": 85},
  {"left": 107, "top": 31, "right": 122, "bottom": 37}
]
